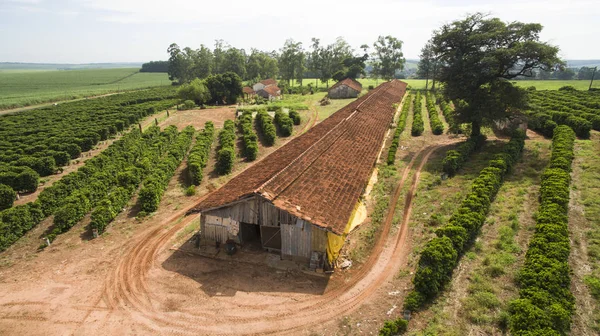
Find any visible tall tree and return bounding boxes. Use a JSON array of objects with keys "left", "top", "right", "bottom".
[
  {"left": 246, "top": 49, "right": 279, "bottom": 81},
  {"left": 309, "top": 38, "right": 323, "bottom": 87},
  {"left": 417, "top": 42, "right": 436, "bottom": 90},
  {"left": 222, "top": 47, "right": 247, "bottom": 79},
  {"left": 191, "top": 44, "right": 213, "bottom": 79},
  {"left": 279, "top": 39, "right": 305, "bottom": 85},
  {"left": 371, "top": 36, "right": 406, "bottom": 80},
  {"left": 167, "top": 43, "right": 187, "bottom": 84},
  {"left": 430, "top": 13, "right": 563, "bottom": 136},
  {"left": 213, "top": 39, "right": 229, "bottom": 74},
  {"left": 577, "top": 66, "right": 596, "bottom": 80},
  {"left": 330, "top": 37, "right": 354, "bottom": 77}
]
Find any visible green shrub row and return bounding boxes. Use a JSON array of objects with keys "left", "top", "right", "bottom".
[
  {"left": 437, "top": 94, "right": 458, "bottom": 133},
  {"left": 404, "top": 130, "right": 526, "bottom": 312},
  {"left": 411, "top": 91, "right": 424, "bottom": 136},
  {"left": 49, "top": 126, "right": 187, "bottom": 240},
  {"left": 379, "top": 317, "right": 408, "bottom": 336},
  {"left": 89, "top": 126, "right": 180, "bottom": 234},
  {"left": 508, "top": 125, "right": 576, "bottom": 335},
  {"left": 256, "top": 110, "right": 277, "bottom": 146},
  {"left": 216, "top": 120, "right": 237, "bottom": 175},
  {"left": 274, "top": 110, "right": 294, "bottom": 137},
  {"left": 0, "top": 165, "right": 39, "bottom": 193},
  {"left": 238, "top": 112, "right": 259, "bottom": 161},
  {"left": 387, "top": 93, "right": 412, "bottom": 165},
  {"left": 442, "top": 135, "right": 487, "bottom": 176},
  {"left": 426, "top": 92, "right": 444, "bottom": 135},
  {"left": 0, "top": 87, "right": 177, "bottom": 184},
  {"left": 289, "top": 110, "right": 301, "bottom": 125},
  {"left": 188, "top": 121, "right": 215, "bottom": 184},
  {"left": 0, "top": 127, "right": 156, "bottom": 248},
  {"left": 138, "top": 126, "right": 195, "bottom": 213},
  {"left": 0, "top": 184, "right": 16, "bottom": 211}
]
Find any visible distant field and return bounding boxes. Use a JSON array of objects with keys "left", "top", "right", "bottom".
[
  {"left": 294, "top": 78, "right": 598, "bottom": 91},
  {"left": 0, "top": 68, "right": 170, "bottom": 110}
]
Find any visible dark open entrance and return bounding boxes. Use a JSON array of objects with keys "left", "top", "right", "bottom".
[
  {"left": 240, "top": 223, "right": 262, "bottom": 250},
  {"left": 260, "top": 226, "right": 281, "bottom": 251}
]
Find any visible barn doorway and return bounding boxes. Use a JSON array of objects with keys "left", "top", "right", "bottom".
[
  {"left": 260, "top": 226, "right": 282, "bottom": 251},
  {"left": 240, "top": 223, "right": 262, "bottom": 250}
]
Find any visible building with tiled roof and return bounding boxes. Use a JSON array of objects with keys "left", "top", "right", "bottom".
[
  {"left": 256, "top": 85, "right": 281, "bottom": 100},
  {"left": 328, "top": 78, "right": 363, "bottom": 99},
  {"left": 252, "top": 78, "right": 278, "bottom": 93},
  {"left": 189, "top": 80, "right": 408, "bottom": 269}
]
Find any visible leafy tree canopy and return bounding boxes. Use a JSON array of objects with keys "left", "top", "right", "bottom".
[
  {"left": 430, "top": 13, "right": 563, "bottom": 135},
  {"left": 371, "top": 35, "right": 405, "bottom": 81}
]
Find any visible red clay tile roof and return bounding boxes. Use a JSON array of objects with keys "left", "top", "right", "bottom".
[
  {"left": 243, "top": 86, "right": 255, "bottom": 94},
  {"left": 189, "top": 80, "right": 407, "bottom": 235},
  {"left": 261, "top": 85, "right": 281, "bottom": 96},
  {"left": 260, "top": 78, "right": 278, "bottom": 86},
  {"left": 329, "top": 78, "right": 363, "bottom": 93}
]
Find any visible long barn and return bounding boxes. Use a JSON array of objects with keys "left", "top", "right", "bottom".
[{"left": 188, "top": 80, "right": 408, "bottom": 269}]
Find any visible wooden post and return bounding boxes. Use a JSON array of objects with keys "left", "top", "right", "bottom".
[
  {"left": 155, "top": 118, "right": 158, "bottom": 126},
  {"left": 167, "top": 110, "right": 170, "bottom": 117}
]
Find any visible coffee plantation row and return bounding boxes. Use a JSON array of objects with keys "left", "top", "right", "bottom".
[
  {"left": 426, "top": 91, "right": 445, "bottom": 135},
  {"left": 188, "top": 122, "right": 215, "bottom": 185},
  {"left": 387, "top": 93, "right": 412, "bottom": 165},
  {"left": 411, "top": 91, "right": 424, "bottom": 136},
  {"left": 404, "top": 130, "right": 526, "bottom": 311},
  {"left": 509, "top": 125, "right": 576, "bottom": 335},
  {"left": 0, "top": 122, "right": 198, "bottom": 249},
  {"left": 526, "top": 88, "right": 600, "bottom": 138},
  {"left": 0, "top": 87, "right": 178, "bottom": 209}
]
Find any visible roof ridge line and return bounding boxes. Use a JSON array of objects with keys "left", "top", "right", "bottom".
[{"left": 254, "top": 81, "right": 391, "bottom": 199}]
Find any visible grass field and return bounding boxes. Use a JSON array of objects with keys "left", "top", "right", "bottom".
[
  {"left": 0, "top": 68, "right": 169, "bottom": 110},
  {"left": 295, "top": 78, "right": 598, "bottom": 91}
]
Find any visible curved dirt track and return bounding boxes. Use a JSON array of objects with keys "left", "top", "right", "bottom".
[{"left": 96, "top": 143, "right": 451, "bottom": 335}]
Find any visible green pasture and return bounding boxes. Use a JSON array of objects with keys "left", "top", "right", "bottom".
[
  {"left": 292, "top": 78, "right": 598, "bottom": 91},
  {"left": 0, "top": 68, "right": 169, "bottom": 110}
]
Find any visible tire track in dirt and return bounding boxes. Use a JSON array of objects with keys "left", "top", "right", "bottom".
[{"left": 95, "top": 142, "right": 454, "bottom": 335}]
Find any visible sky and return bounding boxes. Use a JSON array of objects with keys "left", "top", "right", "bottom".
[{"left": 0, "top": 0, "right": 598, "bottom": 63}]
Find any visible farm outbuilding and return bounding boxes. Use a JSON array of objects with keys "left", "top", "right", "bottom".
[
  {"left": 256, "top": 85, "right": 281, "bottom": 100},
  {"left": 188, "top": 80, "right": 408, "bottom": 269},
  {"left": 328, "top": 78, "right": 363, "bottom": 99},
  {"left": 252, "top": 78, "right": 278, "bottom": 92},
  {"left": 242, "top": 86, "right": 255, "bottom": 99}
]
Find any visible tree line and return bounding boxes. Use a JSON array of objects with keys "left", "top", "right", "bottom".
[{"left": 165, "top": 36, "right": 406, "bottom": 87}]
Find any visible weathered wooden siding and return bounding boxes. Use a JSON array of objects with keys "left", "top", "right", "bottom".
[
  {"left": 311, "top": 226, "right": 328, "bottom": 253},
  {"left": 204, "top": 197, "right": 258, "bottom": 224},
  {"left": 281, "top": 219, "right": 312, "bottom": 259},
  {"left": 329, "top": 85, "right": 360, "bottom": 99},
  {"left": 260, "top": 201, "right": 280, "bottom": 226}
]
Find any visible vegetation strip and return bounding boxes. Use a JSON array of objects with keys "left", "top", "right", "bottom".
[
  {"left": 411, "top": 91, "right": 424, "bottom": 136},
  {"left": 508, "top": 125, "right": 576, "bottom": 335},
  {"left": 437, "top": 92, "right": 456, "bottom": 133},
  {"left": 387, "top": 93, "right": 412, "bottom": 165},
  {"left": 138, "top": 126, "right": 195, "bottom": 214},
  {"left": 216, "top": 120, "right": 237, "bottom": 175},
  {"left": 0, "top": 87, "right": 177, "bottom": 200},
  {"left": 442, "top": 135, "right": 487, "bottom": 176},
  {"left": 426, "top": 91, "right": 444, "bottom": 135},
  {"left": 403, "top": 131, "right": 525, "bottom": 312},
  {"left": 526, "top": 88, "right": 599, "bottom": 138},
  {"left": 188, "top": 121, "right": 215, "bottom": 184},
  {"left": 237, "top": 112, "right": 259, "bottom": 161},
  {"left": 274, "top": 110, "right": 294, "bottom": 137},
  {"left": 256, "top": 110, "right": 277, "bottom": 146}
]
